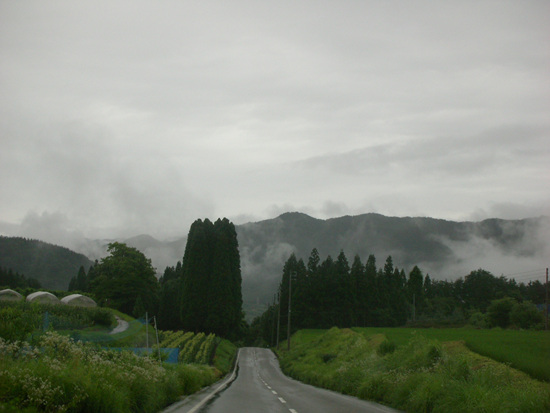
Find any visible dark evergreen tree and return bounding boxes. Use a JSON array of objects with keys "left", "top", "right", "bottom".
[
  {"left": 335, "top": 250, "right": 353, "bottom": 326},
  {"left": 350, "top": 255, "right": 366, "bottom": 326},
  {"left": 307, "top": 248, "right": 320, "bottom": 277},
  {"left": 364, "top": 254, "right": 377, "bottom": 325},
  {"left": 181, "top": 219, "right": 214, "bottom": 333},
  {"left": 158, "top": 264, "right": 184, "bottom": 330},
  {"left": 71, "top": 265, "right": 88, "bottom": 291},
  {"left": 180, "top": 218, "right": 243, "bottom": 339},
  {"left": 408, "top": 265, "right": 424, "bottom": 320},
  {"left": 0, "top": 267, "right": 41, "bottom": 289}
]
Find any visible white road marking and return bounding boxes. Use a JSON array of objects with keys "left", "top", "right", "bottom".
[
  {"left": 278, "top": 397, "right": 287, "bottom": 404},
  {"left": 289, "top": 410, "right": 298, "bottom": 413},
  {"left": 272, "top": 390, "right": 278, "bottom": 395}
]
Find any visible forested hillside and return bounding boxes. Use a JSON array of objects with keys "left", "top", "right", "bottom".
[
  {"left": 0, "top": 236, "right": 93, "bottom": 290},
  {"left": 237, "top": 213, "right": 548, "bottom": 317},
  {"left": 252, "top": 250, "right": 546, "bottom": 343}
]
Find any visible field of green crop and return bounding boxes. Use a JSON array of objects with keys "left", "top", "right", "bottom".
[{"left": 278, "top": 327, "right": 550, "bottom": 413}]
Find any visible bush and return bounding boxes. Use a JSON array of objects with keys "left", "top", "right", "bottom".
[
  {"left": 90, "top": 308, "right": 115, "bottom": 326},
  {"left": 510, "top": 301, "right": 544, "bottom": 329},
  {"left": 486, "top": 297, "right": 516, "bottom": 328},
  {"left": 468, "top": 311, "right": 487, "bottom": 328}
]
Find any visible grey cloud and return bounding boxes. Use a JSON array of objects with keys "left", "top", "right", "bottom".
[
  {"left": 298, "top": 123, "right": 548, "bottom": 180},
  {"left": 0, "top": 1, "right": 548, "bottom": 235}
]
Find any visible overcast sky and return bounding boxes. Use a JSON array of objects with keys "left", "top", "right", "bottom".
[{"left": 1, "top": 1, "right": 549, "bottom": 241}]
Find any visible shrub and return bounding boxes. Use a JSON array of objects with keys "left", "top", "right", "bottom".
[
  {"left": 468, "top": 311, "right": 487, "bottom": 328},
  {"left": 510, "top": 301, "right": 544, "bottom": 329},
  {"left": 89, "top": 308, "right": 115, "bottom": 326},
  {"left": 486, "top": 297, "right": 516, "bottom": 328}
]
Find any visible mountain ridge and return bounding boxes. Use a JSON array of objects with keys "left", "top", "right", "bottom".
[{"left": 1, "top": 212, "right": 548, "bottom": 319}]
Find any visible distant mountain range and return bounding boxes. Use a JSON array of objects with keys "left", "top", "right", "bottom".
[
  {"left": 236, "top": 213, "right": 549, "bottom": 317},
  {"left": 1, "top": 213, "right": 548, "bottom": 319}
]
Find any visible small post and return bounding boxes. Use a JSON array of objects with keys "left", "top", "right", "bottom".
[
  {"left": 154, "top": 316, "right": 161, "bottom": 363},
  {"left": 43, "top": 311, "right": 49, "bottom": 331}
]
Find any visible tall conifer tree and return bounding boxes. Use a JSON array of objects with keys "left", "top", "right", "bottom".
[{"left": 180, "top": 218, "right": 243, "bottom": 338}]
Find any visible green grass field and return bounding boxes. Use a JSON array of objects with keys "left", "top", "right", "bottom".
[
  {"left": 278, "top": 327, "right": 550, "bottom": 413},
  {"left": 353, "top": 327, "right": 550, "bottom": 382}
]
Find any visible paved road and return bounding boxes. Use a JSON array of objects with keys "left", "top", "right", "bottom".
[
  {"left": 164, "top": 347, "right": 399, "bottom": 413},
  {"left": 109, "top": 316, "right": 129, "bottom": 334}
]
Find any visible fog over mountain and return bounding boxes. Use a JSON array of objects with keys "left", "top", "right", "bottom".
[
  {"left": 2, "top": 212, "right": 547, "bottom": 318},
  {"left": 236, "top": 213, "right": 550, "bottom": 316}
]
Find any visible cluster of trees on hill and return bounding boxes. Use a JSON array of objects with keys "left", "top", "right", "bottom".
[
  {"left": 0, "top": 266, "right": 41, "bottom": 289},
  {"left": 68, "top": 242, "right": 159, "bottom": 316},
  {"left": 252, "top": 249, "right": 546, "bottom": 344},
  {"left": 0, "top": 236, "right": 93, "bottom": 290},
  {"left": 68, "top": 218, "right": 244, "bottom": 340}
]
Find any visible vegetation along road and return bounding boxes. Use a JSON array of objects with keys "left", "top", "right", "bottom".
[{"left": 166, "top": 347, "right": 399, "bottom": 413}]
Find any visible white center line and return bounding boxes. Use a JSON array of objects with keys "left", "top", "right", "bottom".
[
  {"left": 278, "top": 397, "right": 287, "bottom": 404},
  {"left": 272, "top": 390, "right": 278, "bottom": 395},
  {"left": 289, "top": 410, "right": 298, "bottom": 413}
]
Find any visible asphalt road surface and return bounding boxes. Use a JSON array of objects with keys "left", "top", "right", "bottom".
[
  {"left": 164, "top": 347, "right": 400, "bottom": 413},
  {"left": 109, "top": 316, "right": 129, "bottom": 334}
]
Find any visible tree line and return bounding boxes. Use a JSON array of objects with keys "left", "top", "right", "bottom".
[
  {"left": 0, "top": 266, "right": 42, "bottom": 290},
  {"left": 252, "top": 249, "right": 546, "bottom": 344},
  {"left": 67, "top": 218, "right": 244, "bottom": 340}
]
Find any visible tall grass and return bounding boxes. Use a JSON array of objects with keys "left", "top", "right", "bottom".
[
  {"left": 279, "top": 328, "right": 550, "bottom": 413},
  {"left": 0, "top": 332, "right": 218, "bottom": 413},
  {"left": 212, "top": 339, "right": 238, "bottom": 374}
]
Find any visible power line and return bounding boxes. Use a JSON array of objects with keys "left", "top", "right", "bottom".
[{"left": 502, "top": 268, "right": 546, "bottom": 278}]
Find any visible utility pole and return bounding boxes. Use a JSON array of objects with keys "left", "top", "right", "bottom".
[
  {"left": 412, "top": 293, "right": 416, "bottom": 323},
  {"left": 287, "top": 271, "right": 294, "bottom": 351},
  {"left": 154, "top": 316, "right": 161, "bottom": 363},
  {"left": 545, "top": 268, "right": 548, "bottom": 331},
  {"left": 271, "top": 293, "right": 276, "bottom": 347},
  {"left": 276, "top": 290, "right": 281, "bottom": 350},
  {"left": 146, "top": 312, "right": 149, "bottom": 349}
]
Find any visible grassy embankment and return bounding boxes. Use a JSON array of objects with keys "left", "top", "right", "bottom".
[
  {"left": 278, "top": 327, "right": 550, "bottom": 413},
  {"left": 354, "top": 327, "right": 550, "bottom": 383},
  {"left": 0, "top": 301, "right": 238, "bottom": 413}
]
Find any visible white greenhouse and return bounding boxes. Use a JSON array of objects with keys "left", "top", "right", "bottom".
[
  {"left": 61, "top": 294, "right": 97, "bottom": 308},
  {"left": 0, "top": 289, "right": 24, "bottom": 302},
  {"left": 26, "top": 291, "right": 60, "bottom": 304}
]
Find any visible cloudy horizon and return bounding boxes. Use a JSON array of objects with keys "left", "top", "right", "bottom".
[{"left": 1, "top": 1, "right": 549, "bottom": 244}]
